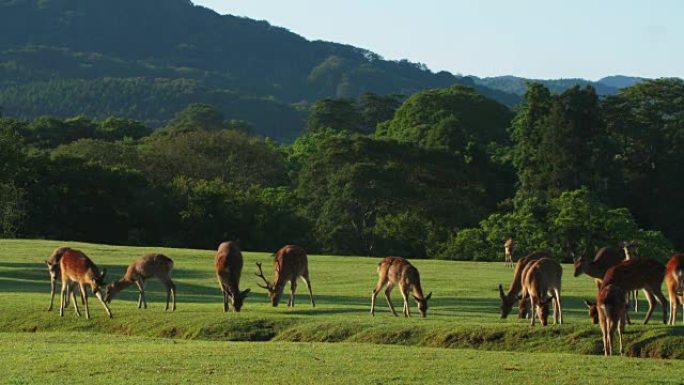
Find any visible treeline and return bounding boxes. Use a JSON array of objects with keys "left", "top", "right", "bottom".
[{"left": 2, "top": 79, "right": 683, "bottom": 260}]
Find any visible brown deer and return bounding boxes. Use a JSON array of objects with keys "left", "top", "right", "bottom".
[
  {"left": 255, "top": 245, "right": 314, "bottom": 307},
  {"left": 215, "top": 241, "right": 250, "bottom": 312},
  {"left": 498, "top": 251, "right": 550, "bottom": 319},
  {"left": 520, "top": 258, "right": 563, "bottom": 326},
  {"left": 620, "top": 241, "right": 640, "bottom": 311},
  {"left": 370, "top": 256, "right": 432, "bottom": 318},
  {"left": 572, "top": 246, "right": 625, "bottom": 289},
  {"left": 600, "top": 258, "right": 666, "bottom": 324},
  {"left": 665, "top": 253, "right": 684, "bottom": 325},
  {"left": 596, "top": 284, "right": 628, "bottom": 356},
  {"left": 504, "top": 238, "right": 515, "bottom": 268},
  {"left": 45, "top": 246, "right": 81, "bottom": 311},
  {"left": 59, "top": 249, "right": 112, "bottom": 319},
  {"left": 104, "top": 253, "right": 176, "bottom": 311}
]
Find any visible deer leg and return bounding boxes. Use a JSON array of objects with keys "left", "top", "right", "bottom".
[
  {"left": 399, "top": 285, "right": 411, "bottom": 318},
  {"left": 554, "top": 288, "right": 562, "bottom": 324},
  {"left": 169, "top": 281, "right": 176, "bottom": 312},
  {"left": 94, "top": 290, "right": 113, "bottom": 318},
  {"left": 141, "top": 280, "right": 148, "bottom": 309},
  {"left": 48, "top": 279, "right": 56, "bottom": 311},
  {"left": 384, "top": 283, "right": 398, "bottom": 317},
  {"left": 618, "top": 314, "right": 625, "bottom": 355},
  {"left": 371, "top": 280, "right": 386, "bottom": 316},
  {"left": 163, "top": 280, "right": 172, "bottom": 311},
  {"left": 288, "top": 280, "right": 297, "bottom": 307},
  {"left": 529, "top": 296, "right": 536, "bottom": 326},
  {"left": 80, "top": 283, "right": 90, "bottom": 320},
  {"left": 654, "top": 288, "right": 667, "bottom": 325},
  {"left": 632, "top": 290, "right": 638, "bottom": 312},
  {"left": 642, "top": 289, "right": 655, "bottom": 325},
  {"left": 668, "top": 286, "right": 677, "bottom": 325},
  {"left": 59, "top": 280, "right": 68, "bottom": 317},
  {"left": 302, "top": 274, "right": 315, "bottom": 308}
]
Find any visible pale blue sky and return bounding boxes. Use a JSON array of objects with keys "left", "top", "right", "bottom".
[{"left": 193, "top": 0, "right": 683, "bottom": 80}]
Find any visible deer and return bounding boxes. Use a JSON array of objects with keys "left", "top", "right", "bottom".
[
  {"left": 596, "top": 284, "right": 628, "bottom": 356},
  {"left": 620, "top": 241, "right": 640, "bottom": 312},
  {"left": 215, "top": 241, "right": 250, "bottom": 312},
  {"left": 45, "top": 246, "right": 81, "bottom": 311},
  {"left": 572, "top": 246, "right": 626, "bottom": 289},
  {"left": 255, "top": 245, "right": 314, "bottom": 308},
  {"left": 370, "top": 256, "right": 432, "bottom": 318},
  {"left": 504, "top": 238, "right": 515, "bottom": 268},
  {"left": 520, "top": 257, "right": 563, "bottom": 326},
  {"left": 665, "top": 253, "right": 684, "bottom": 325},
  {"left": 104, "top": 253, "right": 176, "bottom": 311},
  {"left": 59, "top": 248, "right": 112, "bottom": 319},
  {"left": 598, "top": 258, "right": 667, "bottom": 324},
  {"left": 498, "top": 251, "right": 550, "bottom": 319}
]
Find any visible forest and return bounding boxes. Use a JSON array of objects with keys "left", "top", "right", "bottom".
[{"left": 2, "top": 79, "right": 683, "bottom": 260}]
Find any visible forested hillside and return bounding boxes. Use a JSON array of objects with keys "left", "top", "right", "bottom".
[
  {"left": 0, "top": 0, "right": 521, "bottom": 140},
  {"left": 2, "top": 79, "right": 683, "bottom": 258}
]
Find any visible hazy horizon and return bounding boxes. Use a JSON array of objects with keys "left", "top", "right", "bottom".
[{"left": 193, "top": 0, "right": 683, "bottom": 81}]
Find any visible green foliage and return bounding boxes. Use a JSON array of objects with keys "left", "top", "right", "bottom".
[{"left": 306, "top": 98, "right": 361, "bottom": 133}]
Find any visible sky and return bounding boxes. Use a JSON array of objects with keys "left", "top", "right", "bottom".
[{"left": 192, "top": 0, "right": 683, "bottom": 80}]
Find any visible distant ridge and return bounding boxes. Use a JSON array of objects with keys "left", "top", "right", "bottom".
[{"left": 468, "top": 75, "right": 649, "bottom": 96}]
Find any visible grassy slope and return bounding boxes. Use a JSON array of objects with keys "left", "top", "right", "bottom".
[
  {"left": 3, "top": 333, "right": 684, "bottom": 385},
  {"left": 1, "top": 239, "right": 684, "bottom": 383}
]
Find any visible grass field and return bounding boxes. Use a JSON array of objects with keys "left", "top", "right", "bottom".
[{"left": 1, "top": 239, "right": 684, "bottom": 384}]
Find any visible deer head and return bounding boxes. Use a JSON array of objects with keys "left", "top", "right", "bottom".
[
  {"left": 584, "top": 299, "right": 599, "bottom": 324},
  {"left": 619, "top": 241, "right": 638, "bottom": 259},
  {"left": 92, "top": 269, "right": 107, "bottom": 294},
  {"left": 45, "top": 260, "right": 59, "bottom": 281},
  {"left": 230, "top": 289, "right": 251, "bottom": 312},
  {"left": 498, "top": 284, "right": 519, "bottom": 319},
  {"left": 255, "top": 262, "right": 282, "bottom": 306},
  {"left": 572, "top": 254, "right": 588, "bottom": 277},
  {"left": 414, "top": 292, "right": 432, "bottom": 318}
]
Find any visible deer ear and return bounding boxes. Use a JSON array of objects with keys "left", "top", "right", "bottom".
[
  {"left": 425, "top": 292, "right": 432, "bottom": 301},
  {"left": 583, "top": 300, "right": 594, "bottom": 309},
  {"left": 100, "top": 269, "right": 107, "bottom": 280},
  {"left": 241, "top": 288, "right": 251, "bottom": 298},
  {"left": 45, "top": 260, "right": 51, "bottom": 266},
  {"left": 498, "top": 284, "right": 505, "bottom": 300}
]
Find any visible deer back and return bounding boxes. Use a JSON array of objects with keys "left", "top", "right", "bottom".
[
  {"left": 601, "top": 258, "right": 665, "bottom": 290},
  {"left": 273, "top": 245, "right": 307, "bottom": 285},
  {"left": 524, "top": 258, "right": 562, "bottom": 298},
  {"left": 215, "top": 242, "right": 243, "bottom": 287},
  {"left": 130, "top": 253, "right": 174, "bottom": 280},
  {"left": 665, "top": 253, "right": 684, "bottom": 292},
  {"left": 573, "top": 247, "right": 625, "bottom": 278},
  {"left": 504, "top": 251, "right": 550, "bottom": 297},
  {"left": 59, "top": 249, "right": 106, "bottom": 290}
]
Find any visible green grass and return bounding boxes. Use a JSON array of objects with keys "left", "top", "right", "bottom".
[{"left": 1, "top": 239, "right": 684, "bottom": 384}]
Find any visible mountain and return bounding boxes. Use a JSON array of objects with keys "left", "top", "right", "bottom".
[
  {"left": 469, "top": 75, "right": 648, "bottom": 97},
  {"left": 0, "top": 0, "right": 519, "bottom": 140},
  {"left": 597, "top": 75, "right": 647, "bottom": 89}
]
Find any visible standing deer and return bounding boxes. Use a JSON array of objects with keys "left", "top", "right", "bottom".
[
  {"left": 520, "top": 258, "right": 563, "bottom": 326},
  {"left": 600, "top": 258, "right": 666, "bottom": 324},
  {"left": 215, "top": 241, "right": 250, "bottom": 312},
  {"left": 255, "top": 245, "right": 314, "bottom": 307},
  {"left": 620, "top": 241, "right": 640, "bottom": 311},
  {"left": 504, "top": 238, "right": 515, "bottom": 268},
  {"left": 665, "top": 253, "right": 684, "bottom": 325},
  {"left": 596, "top": 284, "right": 628, "bottom": 356},
  {"left": 104, "top": 253, "right": 176, "bottom": 311},
  {"left": 498, "top": 251, "right": 550, "bottom": 319},
  {"left": 45, "top": 246, "right": 80, "bottom": 311},
  {"left": 370, "top": 256, "right": 432, "bottom": 318},
  {"left": 59, "top": 249, "right": 112, "bottom": 319}
]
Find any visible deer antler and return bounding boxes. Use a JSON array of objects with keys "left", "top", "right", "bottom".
[{"left": 255, "top": 262, "right": 271, "bottom": 290}]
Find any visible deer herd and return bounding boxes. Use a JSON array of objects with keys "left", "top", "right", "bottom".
[{"left": 43, "top": 237, "right": 684, "bottom": 357}]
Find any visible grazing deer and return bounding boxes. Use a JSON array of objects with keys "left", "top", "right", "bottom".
[
  {"left": 255, "top": 245, "right": 314, "bottom": 307},
  {"left": 104, "top": 253, "right": 176, "bottom": 311},
  {"left": 520, "top": 258, "right": 563, "bottom": 326},
  {"left": 215, "top": 241, "right": 250, "bottom": 312},
  {"left": 572, "top": 246, "right": 625, "bottom": 289},
  {"left": 665, "top": 253, "right": 684, "bottom": 325},
  {"left": 371, "top": 256, "right": 432, "bottom": 318},
  {"left": 600, "top": 258, "right": 666, "bottom": 324},
  {"left": 620, "top": 241, "right": 640, "bottom": 311},
  {"left": 596, "top": 284, "right": 628, "bottom": 356},
  {"left": 504, "top": 238, "right": 515, "bottom": 268},
  {"left": 59, "top": 249, "right": 112, "bottom": 319},
  {"left": 498, "top": 251, "right": 550, "bottom": 319},
  {"left": 45, "top": 246, "right": 81, "bottom": 311}
]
